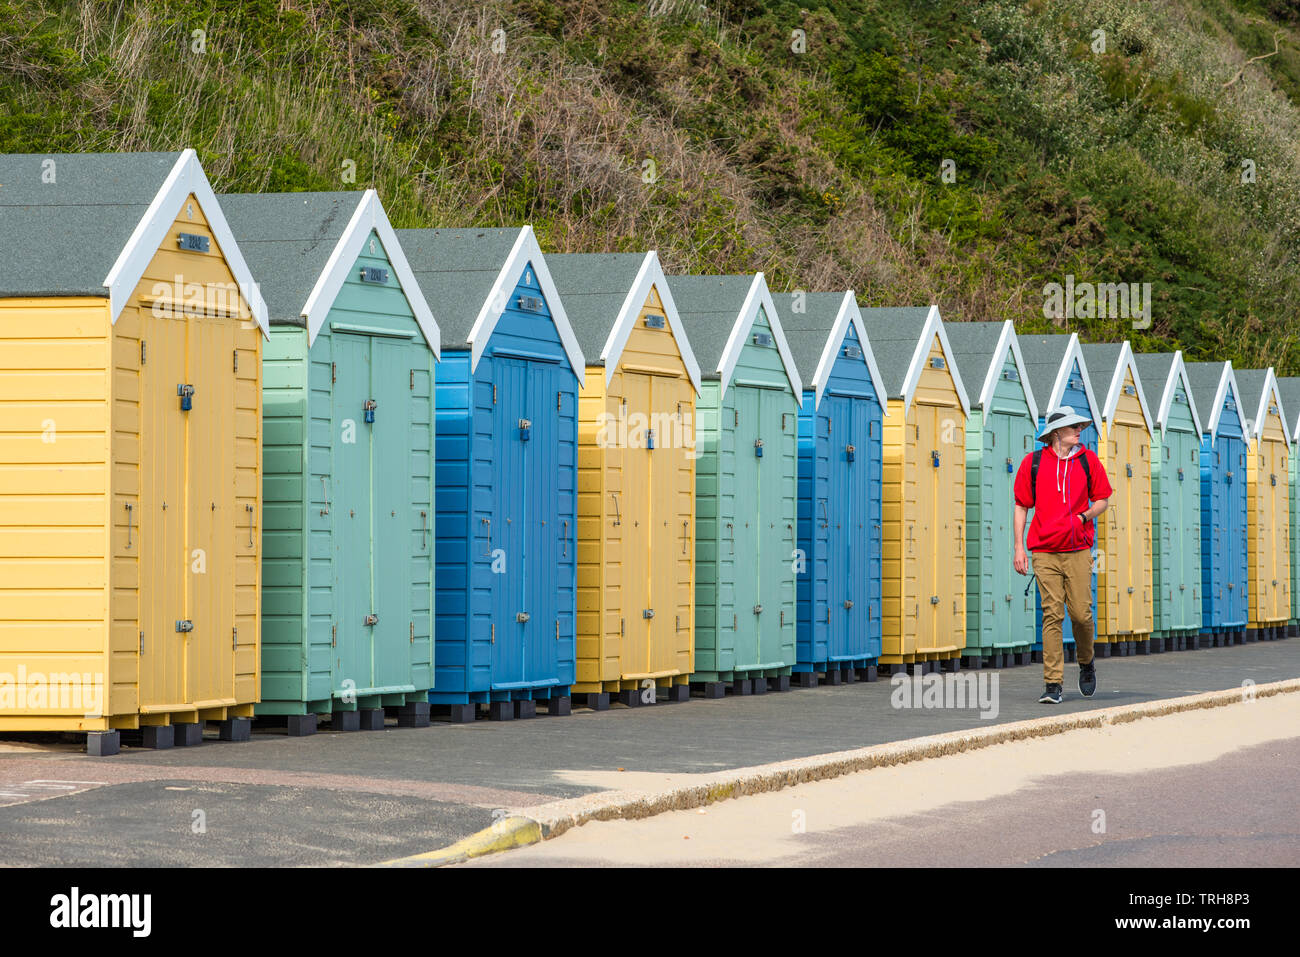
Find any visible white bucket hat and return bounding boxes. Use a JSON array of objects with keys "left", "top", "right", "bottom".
[{"left": 1037, "top": 405, "right": 1092, "bottom": 442}]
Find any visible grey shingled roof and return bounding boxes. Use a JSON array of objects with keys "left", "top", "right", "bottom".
[
  {"left": 219, "top": 192, "right": 365, "bottom": 326},
  {"left": 855, "top": 307, "right": 933, "bottom": 398},
  {"left": 395, "top": 227, "right": 524, "bottom": 349},
  {"left": 1275, "top": 376, "right": 1300, "bottom": 436},
  {"left": 1079, "top": 342, "right": 1126, "bottom": 416},
  {"left": 769, "top": 292, "right": 851, "bottom": 388},
  {"left": 545, "top": 253, "right": 649, "bottom": 365},
  {"left": 1183, "top": 361, "right": 1230, "bottom": 434},
  {"left": 1013, "top": 333, "right": 1075, "bottom": 417},
  {"left": 0, "top": 152, "right": 183, "bottom": 297},
  {"left": 1235, "top": 368, "right": 1277, "bottom": 429},
  {"left": 942, "top": 321, "right": 1009, "bottom": 410},
  {"left": 667, "top": 275, "right": 761, "bottom": 378},
  {"left": 1132, "top": 352, "right": 1177, "bottom": 425}
]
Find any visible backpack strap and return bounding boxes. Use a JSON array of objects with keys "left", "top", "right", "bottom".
[
  {"left": 1030, "top": 447, "right": 1043, "bottom": 504},
  {"left": 1030, "top": 446, "right": 1094, "bottom": 505}
]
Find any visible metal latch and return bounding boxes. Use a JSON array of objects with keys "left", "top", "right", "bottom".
[
  {"left": 643, "top": 608, "right": 655, "bottom": 619},
  {"left": 364, "top": 613, "right": 378, "bottom": 626},
  {"left": 519, "top": 418, "right": 531, "bottom": 441},
  {"left": 363, "top": 399, "right": 377, "bottom": 424},
  {"left": 753, "top": 604, "right": 763, "bottom": 615},
  {"left": 1272, "top": 473, "right": 1277, "bottom": 486},
  {"left": 175, "top": 620, "right": 193, "bottom": 633},
  {"left": 844, "top": 599, "right": 853, "bottom": 610},
  {"left": 177, "top": 384, "right": 195, "bottom": 411},
  {"left": 1127, "top": 587, "right": 1135, "bottom": 594},
  {"left": 929, "top": 595, "right": 939, "bottom": 604},
  {"left": 516, "top": 612, "right": 530, "bottom": 623}
]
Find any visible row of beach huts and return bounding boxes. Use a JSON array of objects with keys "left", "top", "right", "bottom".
[{"left": 0, "top": 151, "right": 1291, "bottom": 753}]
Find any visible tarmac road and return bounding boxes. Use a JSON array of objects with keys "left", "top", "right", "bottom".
[{"left": 0, "top": 638, "right": 1296, "bottom": 866}]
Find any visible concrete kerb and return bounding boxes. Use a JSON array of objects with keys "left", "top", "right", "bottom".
[{"left": 379, "top": 678, "right": 1300, "bottom": 867}]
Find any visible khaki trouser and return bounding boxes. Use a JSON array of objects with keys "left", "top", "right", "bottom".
[{"left": 1032, "top": 548, "right": 1096, "bottom": 683}]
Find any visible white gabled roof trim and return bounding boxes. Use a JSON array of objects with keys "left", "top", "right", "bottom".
[
  {"left": 1247, "top": 367, "right": 1290, "bottom": 450},
  {"left": 103, "top": 149, "right": 270, "bottom": 337},
  {"left": 466, "top": 226, "right": 585, "bottom": 384},
  {"left": 1047, "top": 334, "right": 1103, "bottom": 426},
  {"left": 299, "top": 189, "right": 440, "bottom": 356},
  {"left": 974, "top": 320, "right": 1039, "bottom": 426},
  {"left": 600, "top": 251, "right": 702, "bottom": 396},
  {"left": 1098, "top": 341, "right": 1154, "bottom": 437},
  {"left": 899, "top": 304, "right": 971, "bottom": 418},
  {"left": 809, "top": 291, "right": 887, "bottom": 410},
  {"left": 1204, "top": 362, "right": 1250, "bottom": 445},
  {"left": 716, "top": 273, "right": 803, "bottom": 400},
  {"left": 1152, "top": 351, "right": 1203, "bottom": 439}
]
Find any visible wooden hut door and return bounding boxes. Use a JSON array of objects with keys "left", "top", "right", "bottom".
[
  {"left": 490, "top": 358, "right": 529, "bottom": 685},
  {"left": 332, "top": 333, "right": 377, "bottom": 693},
  {"left": 370, "top": 337, "right": 415, "bottom": 689},
  {"left": 621, "top": 373, "right": 653, "bottom": 677},
  {"left": 183, "top": 312, "right": 237, "bottom": 705},
  {"left": 138, "top": 309, "right": 189, "bottom": 708},
  {"left": 913, "top": 405, "right": 938, "bottom": 654},
  {"left": 646, "top": 373, "right": 692, "bottom": 675},
  {"left": 731, "top": 385, "right": 762, "bottom": 668}
]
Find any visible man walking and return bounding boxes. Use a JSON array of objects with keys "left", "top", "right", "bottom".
[{"left": 1012, "top": 407, "right": 1112, "bottom": 704}]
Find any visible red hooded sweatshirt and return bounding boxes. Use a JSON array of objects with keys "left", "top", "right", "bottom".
[{"left": 1013, "top": 445, "right": 1113, "bottom": 553}]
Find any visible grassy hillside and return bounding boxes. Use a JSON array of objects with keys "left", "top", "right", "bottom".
[{"left": 3, "top": 0, "right": 1300, "bottom": 370}]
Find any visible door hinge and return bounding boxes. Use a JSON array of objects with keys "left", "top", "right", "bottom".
[
  {"left": 331, "top": 362, "right": 336, "bottom": 384},
  {"left": 332, "top": 623, "right": 337, "bottom": 647},
  {"left": 491, "top": 623, "right": 496, "bottom": 644},
  {"left": 556, "top": 620, "right": 560, "bottom": 641},
  {"left": 139, "top": 630, "right": 144, "bottom": 654},
  {"left": 410, "top": 621, "right": 415, "bottom": 643},
  {"left": 232, "top": 626, "right": 238, "bottom": 650},
  {"left": 620, "top": 618, "right": 625, "bottom": 636},
  {"left": 492, "top": 384, "right": 497, "bottom": 405},
  {"left": 780, "top": 609, "right": 784, "bottom": 626},
  {"left": 233, "top": 349, "right": 238, "bottom": 373},
  {"left": 733, "top": 613, "right": 738, "bottom": 629},
  {"left": 410, "top": 369, "right": 415, "bottom": 390},
  {"left": 557, "top": 391, "right": 562, "bottom": 410},
  {"left": 140, "top": 340, "right": 146, "bottom": 364}
]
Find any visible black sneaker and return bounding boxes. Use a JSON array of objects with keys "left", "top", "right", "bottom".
[
  {"left": 1079, "top": 659, "right": 1097, "bottom": 697},
  {"left": 1038, "top": 683, "right": 1062, "bottom": 704}
]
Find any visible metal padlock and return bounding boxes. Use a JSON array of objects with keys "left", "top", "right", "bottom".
[
  {"left": 931, "top": 450, "right": 940, "bottom": 468},
  {"left": 846, "top": 444, "right": 855, "bottom": 463},
  {"left": 647, "top": 428, "right": 655, "bottom": 450},
  {"left": 177, "top": 384, "right": 195, "bottom": 411},
  {"left": 363, "top": 399, "right": 377, "bottom": 424},
  {"left": 519, "top": 418, "right": 531, "bottom": 441},
  {"left": 754, "top": 438, "right": 764, "bottom": 457},
  {"left": 1006, "top": 457, "right": 1013, "bottom": 473}
]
